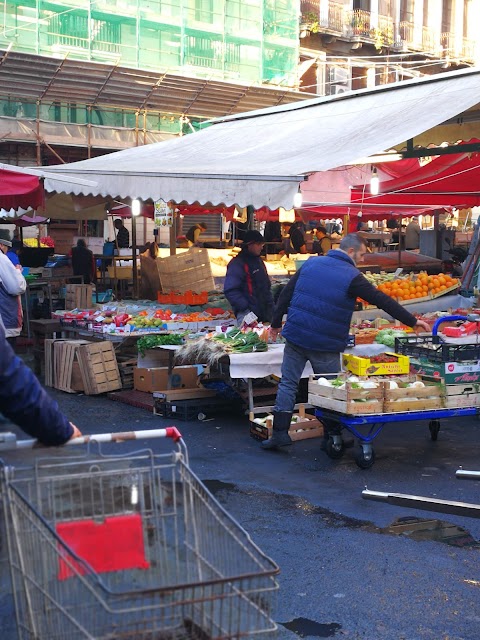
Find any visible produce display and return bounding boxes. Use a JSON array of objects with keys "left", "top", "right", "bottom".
[
  {"left": 375, "top": 272, "right": 460, "bottom": 301},
  {"left": 176, "top": 328, "right": 268, "bottom": 366},
  {"left": 137, "top": 334, "right": 184, "bottom": 356}
]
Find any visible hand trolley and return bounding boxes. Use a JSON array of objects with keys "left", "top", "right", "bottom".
[
  {"left": 1, "top": 428, "right": 279, "bottom": 640},
  {"left": 315, "top": 407, "right": 478, "bottom": 469}
]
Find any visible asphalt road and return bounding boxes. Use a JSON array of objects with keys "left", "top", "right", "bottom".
[{"left": 2, "top": 388, "right": 480, "bottom": 640}]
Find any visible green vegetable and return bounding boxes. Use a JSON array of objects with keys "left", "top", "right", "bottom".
[
  {"left": 374, "top": 328, "right": 407, "bottom": 348},
  {"left": 212, "top": 330, "right": 267, "bottom": 353},
  {"left": 137, "top": 333, "right": 184, "bottom": 356}
]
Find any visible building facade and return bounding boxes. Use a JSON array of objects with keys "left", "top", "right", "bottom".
[
  {"left": 0, "top": 0, "right": 304, "bottom": 166},
  {"left": 298, "top": 0, "right": 480, "bottom": 96}
]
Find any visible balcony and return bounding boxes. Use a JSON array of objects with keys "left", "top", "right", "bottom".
[
  {"left": 461, "top": 37, "right": 476, "bottom": 63},
  {"left": 344, "top": 10, "right": 393, "bottom": 49},
  {"left": 300, "top": 0, "right": 344, "bottom": 35},
  {"left": 396, "top": 22, "right": 440, "bottom": 55}
]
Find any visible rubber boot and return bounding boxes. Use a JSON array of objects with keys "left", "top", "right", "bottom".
[{"left": 261, "top": 411, "right": 293, "bottom": 450}]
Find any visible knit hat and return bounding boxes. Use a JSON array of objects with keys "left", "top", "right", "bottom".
[{"left": 242, "top": 230, "right": 265, "bottom": 245}]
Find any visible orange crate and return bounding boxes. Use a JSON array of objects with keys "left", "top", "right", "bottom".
[{"left": 157, "top": 290, "right": 208, "bottom": 305}]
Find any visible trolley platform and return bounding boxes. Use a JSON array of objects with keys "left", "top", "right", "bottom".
[
  {"left": 1, "top": 428, "right": 279, "bottom": 640},
  {"left": 314, "top": 406, "right": 479, "bottom": 469}
]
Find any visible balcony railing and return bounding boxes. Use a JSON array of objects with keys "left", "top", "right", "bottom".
[
  {"left": 346, "top": 9, "right": 371, "bottom": 38},
  {"left": 441, "top": 32, "right": 455, "bottom": 55},
  {"left": 461, "top": 37, "right": 476, "bottom": 62},
  {"left": 300, "top": 0, "right": 344, "bottom": 34},
  {"left": 397, "top": 22, "right": 440, "bottom": 55}
]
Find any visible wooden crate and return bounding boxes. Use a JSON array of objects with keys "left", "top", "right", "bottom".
[
  {"left": 443, "top": 382, "right": 480, "bottom": 409},
  {"left": 383, "top": 380, "right": 444, "bottom": 412},
  {"left": 65, "top": 284, "right": 93, "bottom": 310},
  {"left": 53, "top": 340, "right": 90, "bottom": 393},
  {"left": 308, "top": 377, "right": 384, "bottom": 415},
  {"left": 156, "top": 248, "right": 214, "bottom": 294},
  {"left": 77, "top": 342, "right": 121, "bottom": 395},
  {"left": 249, "top": 406, "right": 324, "bottom": 441}
]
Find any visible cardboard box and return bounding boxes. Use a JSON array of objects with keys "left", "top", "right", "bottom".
[
  {"left": 342, "top": 352, "right": 410, "bottom": 376},
  {"left": 134, "top": 366, "right": 198, "bottom": 393},
  {"left": 410, "top": 359, "right": 480, "bottom": 384}
]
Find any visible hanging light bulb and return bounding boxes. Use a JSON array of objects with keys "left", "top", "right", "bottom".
[
  {"left": 131, "top": 198, "right": 142, "bottom": 216},
  {"left": 370, "top": 167, "right": 379, "bottom": 196},
  {"left": 293, "top": 188, "right": 303, "bottom": 208}
]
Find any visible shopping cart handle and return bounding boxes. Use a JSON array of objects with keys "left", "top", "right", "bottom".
[{"left": 0, "top": 427, "right": 183, "bottom": 450}]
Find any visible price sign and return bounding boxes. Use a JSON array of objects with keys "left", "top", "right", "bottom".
[{"left": 154, "top": 199, "right": 174, "bottom": 227}]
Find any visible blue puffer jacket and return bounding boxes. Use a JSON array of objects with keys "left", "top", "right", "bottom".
[
  {"left": 224, "top": 250, "right": 273, "bottom": 322},
  {"left": 0, "top": 319, "right": 73, "bottom": 445},
  {"left": 282, "top": 250, "right": 358, "bottom": 352}
]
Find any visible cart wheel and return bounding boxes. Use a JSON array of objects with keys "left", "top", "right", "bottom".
[
  {"left": 429, "top": 419, "right": 440, "bottom": 441},
  {"left": 354, "top": 446, "right": 376, "bottom": 469},
  {"left": 325, "top": 437, "right": 345, "bottom": 459}
]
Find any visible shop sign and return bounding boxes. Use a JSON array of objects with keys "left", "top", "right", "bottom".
[{"left": 154, "top": 199, "right": 173, "bottom": 227}]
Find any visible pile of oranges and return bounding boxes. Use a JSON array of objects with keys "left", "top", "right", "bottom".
[{"left": 376, "top": 272, "right": 459, "bottom": 302}]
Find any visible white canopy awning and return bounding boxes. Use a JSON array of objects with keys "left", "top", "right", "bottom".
[{"left": 41, "top": 67, "right": 480, "bottom": 210}]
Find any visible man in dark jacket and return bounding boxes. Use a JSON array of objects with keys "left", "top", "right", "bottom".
[
  {"left": 262, "top": 233, "right": 430, "bottom": 450},
  {"left": 0, "top": 317, "right": 81, "bottom": 445},
  {"left": 71, "top": 238, "right": 95, "bottom": 284},
  {"left": 224, "top": 230, "right": 274, "bottom": 324}
]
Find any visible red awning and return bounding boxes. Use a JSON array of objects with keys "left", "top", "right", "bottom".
[
  {"left": 0, "top": 169, "right": 45, "bottom": 211},
  {"left": 351, "top": 139, "right": 480, "bottom": 208}
]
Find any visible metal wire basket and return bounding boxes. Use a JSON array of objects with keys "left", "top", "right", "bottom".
[{"left": 1, "top": 429, "right": 278, "bottom": 640}]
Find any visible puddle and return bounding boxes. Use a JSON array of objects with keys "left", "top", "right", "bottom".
[
  {"left": 381, "top": 515, "right": 480, "bottom": 548},
  {"left": 199, "top": 483, "right": 480, "bottom": 549},
  {"left": 202, "top": 479, "right": 236, "bottom": 494},
  {"left": 281, "top": 617, "right": 341, "bottom": 638}
]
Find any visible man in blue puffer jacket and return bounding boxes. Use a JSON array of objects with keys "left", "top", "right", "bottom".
[
  {"left": 224, "top": 230, "right": 274, "bottom": 324},
  {"left": 0, "top": 316, "right": 81, "bottom": 445},
  {"left": 262, "top": 233, "right": 431, "bottom": 449}
]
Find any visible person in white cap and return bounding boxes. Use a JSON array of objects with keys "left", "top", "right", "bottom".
[{"left": 0, "top": 237, "right": 26, "bottom": 347}]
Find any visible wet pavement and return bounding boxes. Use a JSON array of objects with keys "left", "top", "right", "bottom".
[{"left": 2, "top": 384, "right": 480, "bottom": 639}]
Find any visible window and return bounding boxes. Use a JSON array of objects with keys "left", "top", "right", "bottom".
[
  {"left": 441, "top": 0, "right": 453, "bottom": 32},
  {"left": 194, "top": 0, "right": 214, "bottom": 23},
  {"left": 400, "top": 0, "right": 414, "bottom": 23},
  {"left": 353, "top": 0, "right": 370, "bottom": 10}
]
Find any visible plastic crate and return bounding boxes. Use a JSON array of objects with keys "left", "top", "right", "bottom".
[
  {"left": 154, "top": 395, "right": 235, "bottom": 421},
  {"left": 395, "top": 335, "right": 480, "bottom": 363},
  {"left": 157, "top": 290, "right": 208, "bottom": 305}
]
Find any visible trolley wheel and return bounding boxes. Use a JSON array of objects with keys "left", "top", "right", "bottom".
[
  {"left": 429, "top": 419, "right": 441, "bottom": 441},
  {"left": 325, "top": 437, "right": 345, "bottom": 459},
  {"left": 354, "top": 446, "right": 376, "bottom": 469}
]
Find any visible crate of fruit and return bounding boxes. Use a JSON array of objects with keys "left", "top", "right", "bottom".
[
  {"left": 383, "top": 378, "right": 444, "bottom": 412},
  {"left": 342, "top": 352, "right": 410, "bottom": 376},
  {"left": 429, "top": 379, "right": 480, "bottom": 409},
  {"left": 308, "top": 375, "right": 384, "bottom": 415},
  {"left": 249, "top": 406, "right": 324, "bottom": 441}
]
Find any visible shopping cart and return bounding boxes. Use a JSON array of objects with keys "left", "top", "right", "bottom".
[{"left": 0, "top": 428, "right": 279, "bottom": 640}]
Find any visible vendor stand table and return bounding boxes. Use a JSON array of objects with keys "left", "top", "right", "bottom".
[
  {"left": 314, "top": 406, "right": 478, "bottom": 469},
  {"left": 360, "top": 250, "right": 442, "bottom": 273},
  {"left": 29, "top": 319, "right": 62, "bottom": 374},
  {"left": 24, "top": 275, "right": 84, "bottom": 337}
]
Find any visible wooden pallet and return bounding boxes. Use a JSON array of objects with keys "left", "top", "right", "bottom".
[{"left": 77, "top": 342, "right": 122, "bottom": 395}]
